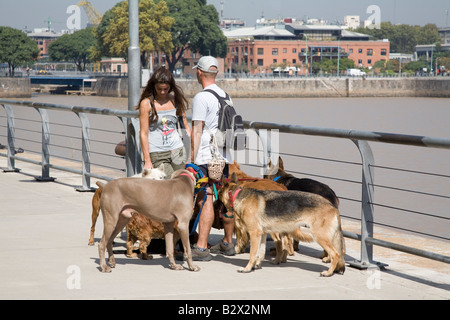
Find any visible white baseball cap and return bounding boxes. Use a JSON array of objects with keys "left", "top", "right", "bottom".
[{"left": 193, "top": 56, "right": 219, "bottom": 73}]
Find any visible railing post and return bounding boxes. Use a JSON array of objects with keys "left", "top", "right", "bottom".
[
  {"left": 1, "top": 104, "right": 20, "bottom": 172},
  {"left": 348, "top": 139, "right": 387, "bottom": 269},
  {"left": 34, "top": 107, "right": 55, "bottom": 182},
  {"left": 75, "top": 112, "right": 93, "bottom": 191},
  {"left": 120, "top": 117, "right": 142, "bottom": 176},
  {"left": 127, "top": 0, "right": 141, "bottom": 177}
]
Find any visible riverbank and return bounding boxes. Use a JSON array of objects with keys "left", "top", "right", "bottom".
[
  {"left": 95, "top": 77, "right": 450, "bottom": 98},
  {"left": 2, "top": 77, "right": 449, "bottom": 99}
]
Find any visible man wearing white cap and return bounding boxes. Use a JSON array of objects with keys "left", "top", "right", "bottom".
[{"left": 189, "top": 56, "right": 235, "bottom": 261}]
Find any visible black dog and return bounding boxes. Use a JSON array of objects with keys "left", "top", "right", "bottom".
[{"left": 265, "top": 157, "right": 339, "bottom": 208}]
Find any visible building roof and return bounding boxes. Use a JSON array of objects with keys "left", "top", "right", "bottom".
[
  {"left": 223, "top": 26, "right": 297, "bottom": 40},
  {"left": 286, "top": 24, "right": 342, "bottom": 32},
  {"left": 27, "top": 30, "right": 62, "bottom": 39}
]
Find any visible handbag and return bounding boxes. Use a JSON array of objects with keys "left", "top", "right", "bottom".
[{"left": 205, "top": 126, "right": 226, "bottom": 181}]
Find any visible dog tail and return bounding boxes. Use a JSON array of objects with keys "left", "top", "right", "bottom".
[
  {"left": 332, "top": 216, "right": 346, "bottom": 274},
  {"left": 96, "top": 181, "right": 106, "bottom": 188},
  {"left": 291, "top": 228, "right": 314, "bottom": 243}
]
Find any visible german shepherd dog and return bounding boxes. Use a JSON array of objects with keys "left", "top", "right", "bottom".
[
  {"left": 218, "top": 173, "right": 346, "bottom": 277},
  {"left": 228, "top": 162, "right": 313, "bottom": 264}
]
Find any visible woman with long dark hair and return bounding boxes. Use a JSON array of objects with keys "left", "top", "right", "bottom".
[{"left": 137, "top": 66, "right": 191, "bottom": 176}]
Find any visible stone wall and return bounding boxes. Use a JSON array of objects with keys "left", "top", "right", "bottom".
[
  {"left": 4, "top": 76, "right": 448, "bottom": 99},
  {"left": 0, "top": 78, "right": 31, "bottom": 98},
  {"left": 95, "top": 77, "right": 450, "bottom": 99}
]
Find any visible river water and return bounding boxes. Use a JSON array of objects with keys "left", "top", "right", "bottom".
[{"left": 4, "top": 95, "right": 450, "bottom": 241}]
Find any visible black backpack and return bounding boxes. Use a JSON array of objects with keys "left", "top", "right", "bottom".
[{"left": 204, "top": 89, "right": 246, "bottom": 150}]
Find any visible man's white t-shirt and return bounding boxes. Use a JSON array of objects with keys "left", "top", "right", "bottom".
[{"left": 191, "top": 84, "right": 232, "bottom": 165}]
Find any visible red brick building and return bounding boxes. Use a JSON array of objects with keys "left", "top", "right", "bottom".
[{"left": 224, "top": 24, "right": 390, "bottom": 75}]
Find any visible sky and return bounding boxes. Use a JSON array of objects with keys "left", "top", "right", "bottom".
[{"left": 0, "top": 0, "right": 448, "bottom": 33}]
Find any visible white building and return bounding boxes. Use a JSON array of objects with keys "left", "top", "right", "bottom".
[{"left": 344, "top": 16, "right": 361, "bottom": 29}]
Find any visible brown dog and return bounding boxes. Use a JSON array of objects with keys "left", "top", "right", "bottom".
[
  {"left": 88, "top": 166, "right": 166, "bottom": 247},
  {"left": 219, "top": 173, "right": 346, "bottom": 277},
  {"left": 97, "top": 169, "right": 199, "bottom": 273}
]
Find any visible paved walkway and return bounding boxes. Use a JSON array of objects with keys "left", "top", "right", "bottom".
[{"left": 0, "top": 159, "right": 449, "bottom": 300}]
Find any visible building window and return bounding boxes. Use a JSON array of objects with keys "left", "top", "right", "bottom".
[
  {"left": 257, "top": 48, "right": 264, "bottom": 55},
  {"left": 358, "top": 48, "right": 363, "bottom": 54},
  {"left": 292, "top": 48, "right": 297, "bottom": 54},
  {"left": 349, "top": 48, "right": 353, "bottom": 53},
  {"left": 272, "top": 48, "right": 278, "bottom": 56},
  {"left": 257, "top": 59, "right": 264, "bottom": 66},
  {"left": 293, "top": 59, "right": 297, "bottom": 64},
  {"left": 367, "top": 49, "right": 373, "bottom": 56},
  {"left": 273, "top": 59, "right": 277, "bottom": 63},
  {"left": 381, "top": 49, "right": 387, "bottom": 56},
  {"left": 368, "top": 59, "right": 372, "bottom": 65},
  {"left": 283, "top": 48, "right": 287, "bottom": 54}
]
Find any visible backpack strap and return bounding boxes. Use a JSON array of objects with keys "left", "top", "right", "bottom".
[
  {"left": 203, "top": 88, "right": 230, "bottom": 106},
  {"left": 203, "top": 89, "right": 232, "bottom": 131}
]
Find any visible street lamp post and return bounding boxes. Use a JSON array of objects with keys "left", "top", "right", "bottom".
[
  {"left": 298, "top": 33, "right": 308, "bottom": 76},
  {"left": 337, "top": 36, "right": 341, "bottom": 77}
]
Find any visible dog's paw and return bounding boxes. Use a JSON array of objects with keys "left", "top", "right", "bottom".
[
  {"left": 127, "top": 253, "right": 138, "bottom": 258},
  {"left": 270, "top": 258, "right": 281, "bottom": 265},
  {"left": 320, "top": 270, "right": 333, "bottom": 277},
  {"left": 170, "top": 263, "right": 185, "bottom": 271},
  {"left": 189, "top": 265, "right": 200, "bottom": 272},
  {"left": 237, "top": 267, "right": 253, "bottom": 273},
  {"left": 322, "top": 257, "right": 331, "bottom": 263},
  {"left": 100, "top": 266, "right": 112, "bottom": 273}
]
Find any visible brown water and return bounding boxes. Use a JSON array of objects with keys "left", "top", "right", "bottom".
[{"left": 3, "top": 95, "right": 450, "bottom": 241}]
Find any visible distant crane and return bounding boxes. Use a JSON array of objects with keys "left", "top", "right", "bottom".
[{"left": 77, "top": 1, "right": 102, "bottom": 26}]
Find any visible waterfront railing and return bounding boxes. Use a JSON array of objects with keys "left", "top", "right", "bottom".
[{"left": 1, "top": 99, "right": 449, "bottom": 270}]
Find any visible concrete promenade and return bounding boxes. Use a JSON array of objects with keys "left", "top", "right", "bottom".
[{"left": 0, "top": 159, "right": 449, "bottom": 301}]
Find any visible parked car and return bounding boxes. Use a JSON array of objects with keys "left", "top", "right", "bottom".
[{"left": 346, "top": 68, "right": 366, "bottom": 77}]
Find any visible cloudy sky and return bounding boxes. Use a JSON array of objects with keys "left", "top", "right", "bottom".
[{"left": 0, "top": 0, "right": 448, "bottom": 32}]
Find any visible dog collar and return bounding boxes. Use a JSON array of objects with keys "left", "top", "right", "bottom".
[
  {"left": 273, "top": 176, "right": 282, "bottom": 182},
  {"left": 179, "top": 173, "right": 195, "bottom": 183},
  {"left": 228, "top": 188, "right": 242, "bottom": 209}
]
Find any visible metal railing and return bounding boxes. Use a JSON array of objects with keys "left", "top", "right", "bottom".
[
  {"left": 1, "top": 99, "right": 449, "bottom": 269},
  {"left": 0, "top": 99, "right": 141, "bottom": 191},
  {"left": 247, "top": 121, "right": 450, "bottom": 268}
]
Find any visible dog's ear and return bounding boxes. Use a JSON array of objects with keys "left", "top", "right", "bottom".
[
  {"left": 158, "top": 163, "right": 165, "bottom": 171},
  {"left": 142, "top": 168, "right": 149, "bottom": 177},
  {"left": 278, "top": 156, "right": 284, "bottom": 170},
  {"left": 230, "top": 172, "right": 239, "bottom": 184},
  {"left": 221, "top": 176, "right": 228, "bottom": 188}
]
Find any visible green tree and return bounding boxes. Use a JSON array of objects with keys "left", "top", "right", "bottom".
[
  {"left": 99, "top": 0, "right": 174, "bottom": 68},
  {"left": 311, "top": 58, "right": 354, "bottom": 74},
  {"left": 404, "top": 60, "right": 427, "bottom": 73},
  {"left": 160, "top": 0, "right": 228, "bottom": 72},
  {"left": 49, "top": 28, "right": 97, "bottom": 71},
  {"left": 355, "top": 22, "right": 440, "bottom": 53},
  {"left": 0, "top": 26, "right": 40, "bottom": 76}
]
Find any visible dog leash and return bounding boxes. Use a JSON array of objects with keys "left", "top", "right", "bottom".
[{"left": 185, "top": 163, "right": 209, "bottom": 236}]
